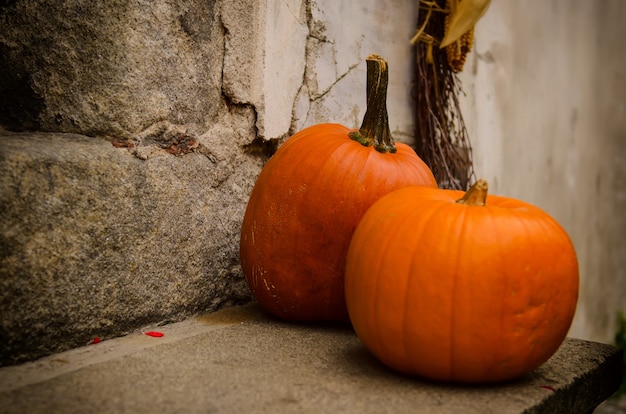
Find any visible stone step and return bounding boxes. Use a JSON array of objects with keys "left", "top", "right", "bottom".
[
  {"left": 0, "top": 130, "right": 259, "bottom": 365},
  {"left": 0, "top": 303, "right": 621, "bottom": 413}
]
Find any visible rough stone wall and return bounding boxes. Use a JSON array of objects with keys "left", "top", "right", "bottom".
[
  {"left": 0, "top": 0, "right": 225, "bottom": 138},
  {"left": 0, "top": 0, "right": 419, "bottom": 365},
  {"left": 1, "top": 128, "right": 259, "bottom": 364}
]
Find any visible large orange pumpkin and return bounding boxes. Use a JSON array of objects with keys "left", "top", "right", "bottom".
[
  {"left": 345, "top": 179, "right": 579, "bottom": 383},
  {"left": 240, "top": 55, "right": 437, "bottom": 321}
]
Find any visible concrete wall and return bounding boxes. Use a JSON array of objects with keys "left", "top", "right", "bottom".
[{"left": 460, "top": 0, "right": 626, "bottom": 343}]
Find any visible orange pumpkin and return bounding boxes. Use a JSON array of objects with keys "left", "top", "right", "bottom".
[
  {"left": 239, "top": 55, "right": 437, "bottom": 321},
  {"left": 345, "top": 179, "right": 579, "bottom": 382}
]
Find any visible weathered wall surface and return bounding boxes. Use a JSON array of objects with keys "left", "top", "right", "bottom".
[
  {"left": 222, "top": 0, "right": 418, "bottom": 141},
  {"left": 298, "top": 0, "right": 418, "bottom": 141},
  {"left": 0, "top": 0, "right": 225, "bottom": 138},
  {"left": 0, "top": 0, "right": 419, "bottom": 364},
  {"left": 460, "top": 0, "right": 626, "bottom": 343}
]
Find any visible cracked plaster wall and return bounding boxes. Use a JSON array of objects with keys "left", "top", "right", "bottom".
[
  {"left": 224, "top": 0, "right": 419, "bottom": 143},
  {"left": 297, "top": 0, "right": 419, "bottom": 143}
]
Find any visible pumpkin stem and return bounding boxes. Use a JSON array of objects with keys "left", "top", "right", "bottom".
[
  {"left": 456, "top": 179, "right": 488, "bottom": 206},
  {"left": 349, "top": 54, "right": 397, "bottom": 154}
]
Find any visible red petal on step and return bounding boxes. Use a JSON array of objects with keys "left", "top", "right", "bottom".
[
  {"left": 144, "top": 331, "right": 164, "bottom": 337},
  {"left": 89, "top": 337, "right": 102, "bottom": 345}
]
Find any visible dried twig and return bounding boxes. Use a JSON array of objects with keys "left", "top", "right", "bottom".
[{"left": 412, "top": 0, "right": 475, "bottom": 190}]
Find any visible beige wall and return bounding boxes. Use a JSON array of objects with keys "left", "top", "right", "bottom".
[{"left": 459, "top": 0, "right": 626, "bottom": 343}]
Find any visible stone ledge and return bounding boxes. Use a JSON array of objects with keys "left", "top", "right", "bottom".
[
  {"left": 0, "top": 131, "right": 259, "bottom": 365},
  {"left": 0, "top": 304, "right": 621, "bottom": 413}
]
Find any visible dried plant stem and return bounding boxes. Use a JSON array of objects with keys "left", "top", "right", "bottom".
[{"left": 413, "top": 0, "right": 475, "bottom": 190}]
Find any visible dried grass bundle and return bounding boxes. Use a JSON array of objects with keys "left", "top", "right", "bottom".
[{"left": 411, "top": 0, "right": 479, "bottom": 190}]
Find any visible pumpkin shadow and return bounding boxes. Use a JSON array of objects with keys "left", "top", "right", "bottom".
[
  {"left": 336, "top": 341, "right": 535, "bottom": 394},
  {"left": 340, "top": 341, "right": 400, "bottom": 377},
  {"left": 251, "top": 303, "right": 355, "bottom": 332}
]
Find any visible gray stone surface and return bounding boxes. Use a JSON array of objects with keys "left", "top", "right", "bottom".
[
  {"left": 0, "top": 129, "right": 262, "bottom": 365},
  {"left": 0, "top": 303, "right": 621, "bottom": 414},
  {"left": 0, "top": 0, "right": 224, "bottom": 138}
]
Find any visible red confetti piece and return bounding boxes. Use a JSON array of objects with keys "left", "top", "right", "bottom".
[
  {"left": 144, "top": 331, "right": 164, "bottom": 338},
  {"left": 89, "top": 337, "right": 102, "bottom": 345},
  {"left": 539, "top": 385, "right": 555, "bottom": 392}
]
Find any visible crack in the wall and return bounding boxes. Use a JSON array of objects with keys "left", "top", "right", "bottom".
[
  {"left": 288, "top": 0, "right": 314, "bottom": 135},
  {"left": 219, "top": 15, "right": 253, "bottom": 115},
  {"left": 290, "top": 0, "right": 362, "bottom": 133},
  {"left": 301, "top": 0, "right": 361, "bottom": 100},
  {"left": 221, "top": 77, "right": 277, "bottom": 158},
  {"left": 243, "top": 135, "right": 280, "bottom": 158},
  {"left": 291, "top": 0, "right": 354, "bottom": 131},
  {"left": 283, "top": 0, "right": 307, "bottom": 26},
  {"left": 311, "top": 61, "right": 359, "bottom": 102},
  {"left": 304, "top": 0, "right": 328, "bottom": 42},
  {"left": 218, "top": 10, "right": 279, "bottom": 157}
]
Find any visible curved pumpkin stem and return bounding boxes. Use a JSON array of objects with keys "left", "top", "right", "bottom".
[
  {"left": 349, "top": 54, "right": 397, "bottom": 154},
  {"left": 456, "top": 178, "right": 488, "bottom": 206}
]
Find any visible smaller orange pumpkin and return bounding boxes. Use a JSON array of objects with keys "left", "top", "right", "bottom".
[{"left": 345, "top": 179, "right": 579, "bottom": 383}]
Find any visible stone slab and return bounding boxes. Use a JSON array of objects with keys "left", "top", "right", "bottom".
[
  {"left": 0, "top": 130, "right": 260, "bottom": 365},
  {"left": 0, "top": 303, "right": 621, "bottom": 413}
]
